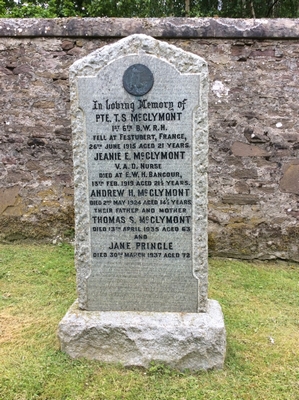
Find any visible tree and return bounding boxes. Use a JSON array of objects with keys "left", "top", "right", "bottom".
[{"left": 0, "top": 0, "right": 298, "bottom": 18}]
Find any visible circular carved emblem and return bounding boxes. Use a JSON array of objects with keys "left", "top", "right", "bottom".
[{"left": 123, "top": 64, "right": 154, "bottom": 96}]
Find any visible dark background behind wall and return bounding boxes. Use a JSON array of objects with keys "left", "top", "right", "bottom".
[{"left": 0, "top": 18, "right": 298, "bottom": 261}]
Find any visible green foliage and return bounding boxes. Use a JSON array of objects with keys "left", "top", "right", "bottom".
[
  {"left": 218, "top": 0, "right": 299, "bottom": 18},
  {"left": 78, "top": 0, "right": 185, "bottom": 18},
  {"left": 0, "top": 0, "right": 298, "bottom": 18},
  {"left": 0, "top": 0, "right": 79, "bottom": 17}
]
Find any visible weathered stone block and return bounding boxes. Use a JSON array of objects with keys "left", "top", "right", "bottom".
[
  {"left": 58, "top": 300, "right": 226, "bottom": 371},
  {"left": 0, "top": 186, "right": 20, "bottom": 215},
  {"left": 222, "top": 194, "right": 259, "bottom": 205},
  {"left": 280, "top": 163, "right": 299, "bottom": 195},
  {"left": 231, "top": 141, "right": 269, "bottom": 157}
]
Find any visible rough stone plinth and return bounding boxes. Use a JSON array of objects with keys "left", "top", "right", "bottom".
[{"left": 58, "top": 299, "right": 226, "bottom": 371}]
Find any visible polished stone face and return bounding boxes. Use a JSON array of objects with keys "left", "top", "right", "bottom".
[{"left": 71, "top": 34, "right": 209, "bottom": 312}]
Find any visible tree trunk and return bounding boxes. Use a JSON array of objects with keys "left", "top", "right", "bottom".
[
  {"left": 250, "top": 0, "right": 256, "bottom": 18},
  {"left": 185, "top": 0, "right": 190, "bottom": 16}
]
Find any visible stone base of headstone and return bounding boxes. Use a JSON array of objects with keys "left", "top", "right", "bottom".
[{"left": 58, "top": 299, "right": 226, "bottom": 371}]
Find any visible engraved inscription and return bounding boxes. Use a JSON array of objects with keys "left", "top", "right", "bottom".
[{"left": 87, "top": 94, "right": 192, "bottom": 261}]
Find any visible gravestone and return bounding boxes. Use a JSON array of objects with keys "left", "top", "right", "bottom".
[{"left": 58, "top": 34, "right": 226, "bottom": 370}]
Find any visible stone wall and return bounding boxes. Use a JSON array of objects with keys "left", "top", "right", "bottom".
[{"left": 0, "top": 18, "right": 298, "bottom": 261}]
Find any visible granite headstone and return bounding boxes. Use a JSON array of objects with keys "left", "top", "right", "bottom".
[{"left": 58, "top": 34, "right": 226, "bottom": 370}]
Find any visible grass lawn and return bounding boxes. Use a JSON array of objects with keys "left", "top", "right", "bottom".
[{"left": 0, "top": 243, "right": 298, "bottom": 399}]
